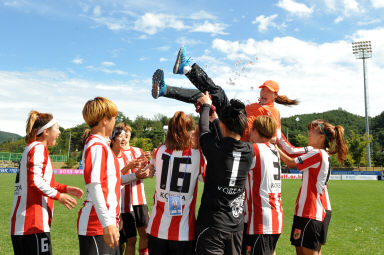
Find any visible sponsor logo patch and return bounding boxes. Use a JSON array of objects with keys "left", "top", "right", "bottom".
[
  {"left": 246, "top": 246, "right": 252, "bottom": 255},
  {"left": 293, "top": 228, "right": 301, "bottom": 240}
]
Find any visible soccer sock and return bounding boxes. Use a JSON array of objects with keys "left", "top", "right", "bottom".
[
  {"left": 183, "top": 65, "right": 191, "bottom": 74},
  {"left": 139, "top": 248, "right": 149, "bottom": 255}
]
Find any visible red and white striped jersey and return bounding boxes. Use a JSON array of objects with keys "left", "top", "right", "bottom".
[
  {"left": 123, "top": 147, "right": 147, "bottom": 205},
  {"left": 294, "top": 149, "right": 331, "bottom": 221},
  {"left": 245, "top": 143, "right": 283, "bottom": 235},
  {"left": 277, "top": 130, "right": 313, "bottom": 157},
  {"left": 146, "top": 145, "right": 205, "bottom": 241},
  {"left": 322, "top": 186, "right": 331, "bottom": 211},
  {"left": 77, "top": 135, "right": 121, "bottom": 236},
  {"left": 9, "top": 141, "right": 67, "bottom": 235},
  {"left": 117, "top": 152, "right": 133, "bottom": 213}
]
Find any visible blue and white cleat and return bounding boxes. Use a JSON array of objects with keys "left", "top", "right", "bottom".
[
  {"left": 173, "top": 46, "right": 191, "bottom": 75},
  {"left": 152, "top": 69, "right": 166, "bottom": 99}
]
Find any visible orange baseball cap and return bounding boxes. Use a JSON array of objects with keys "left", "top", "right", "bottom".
[{"left": 259, "top": 80, "right": 279, "bottom": 93}]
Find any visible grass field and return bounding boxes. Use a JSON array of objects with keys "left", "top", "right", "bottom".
[{"left": 1, "top": 174, "right": 383, "bottom": 255}]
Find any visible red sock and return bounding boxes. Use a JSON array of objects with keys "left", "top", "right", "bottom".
[{"left": 139, "top": 248, "right": 149, "bottom": 255}]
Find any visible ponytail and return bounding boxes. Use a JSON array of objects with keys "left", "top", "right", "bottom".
[
  {"left": 81, "top": 129, "right": 91, "bottom": 148},
  {"left": 25, "top": 110, "right": 53, "bottom": 144},
  {"left": 308, "top": 120, "right": 348, "bottom": 164},
  {"left": 275, "top": 94, "right": 299, "bottom": 106},
  {"left": 334, "top": 125, "right": 348, "bottom": 164}
]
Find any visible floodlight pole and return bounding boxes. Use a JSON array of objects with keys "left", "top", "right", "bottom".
[
  {"left": 352, "top": 41, "right": 372, "bottom": 167},
  {"left": 362, "top": 53, "right": 371, "bottom": 167}
]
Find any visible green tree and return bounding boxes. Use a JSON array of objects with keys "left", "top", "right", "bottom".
[
  {"left": 347, "top": 131, "right": 372, "bottom": 168},
  {"left": 295, "top": 134, "right": 308, "bottom": 147},
  {"left": 131, "top": 137, "right": 153, "bottom": 152}
]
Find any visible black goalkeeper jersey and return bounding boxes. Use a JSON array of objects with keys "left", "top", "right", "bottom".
[{"left": 197, "top": 104, "right": 254, "bottom": 233}]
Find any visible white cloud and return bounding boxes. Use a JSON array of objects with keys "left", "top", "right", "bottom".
[
  {"left": 134, "top": 13, "right": 186, "bottom": 35},
  {"left": 343, "top": 0, "right": 360, "bottom": 13},
  {"left": 139, "top": 57, "right": 148, "bottom": 61},
  {"left": 324, "top": 0, "right": 362, "bottom": 22},
  {"left": 86, "top": 66, "right": 127, "bottom": 75},
  {"left": 93, "top": 5, "right": 101, "bottom": 16},
  {"left": 277, "top": 0, "right": 314, "bottom": 17},
  {"left": 176, "top": 36, "right": 202, "bottom": 46},
  {"left": 160, "top": 57, "right": 167, "bottom": 62},
  {"left": 0, "top": 70, "right": 197, "bottom": 136},
  {"left": 156, "top": 46, "right": 170, "bottom": 51},
  {"left": 72, "top": 57, "right": 83, "bottom": 64},
  {"left": 252, "top": 14, "right": 278, "bottom": 32},
  {"left": 334, "top": 16, "right": 344, "bottom": 24},
  {"left": 371, "top": 0, "right": 384, "bottom": 8},
  {"left": 90, "top": 16, "right": 128, "bottom": 31},
  {"left": 190, "top": 10, "right": 216, "bottom": 20},
  {"left": 191, "top": 21, "right": 228, "bottom": 35},
  {"left": 357, "top": 19, "right": 381, "bottom": 26},
  {"left": 101, "top": 61, "right": 116, "bottom": 67},
  {"left": 210, "top": 34, "right": 384, "bottom": 118}
]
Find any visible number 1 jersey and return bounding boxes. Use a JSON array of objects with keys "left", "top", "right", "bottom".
[{"left": 146, "top": 145, "right": 205, "bottom": 241}]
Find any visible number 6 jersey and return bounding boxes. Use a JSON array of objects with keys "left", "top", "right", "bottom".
[
  {"left": 146, "top": 145, "right": 205, "bottom": 241},
  {"left": 245, "top": 143, "right": 283, "bottom": 235}
]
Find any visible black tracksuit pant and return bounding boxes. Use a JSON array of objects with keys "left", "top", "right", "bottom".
[{"left": 163, "top": 63, "right": 229, "bottom": 118}]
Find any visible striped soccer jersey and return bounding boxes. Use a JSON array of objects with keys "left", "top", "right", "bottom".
[
  {"left": 10, "top": 141, "right": 67, "bottom": 235},
  {"left": 77, "top": 135, "right": 121, "bottom": 236},
  {"left": 294, "top": 149, "right": 331, "bottom": 221},
  {"left": 123, "top": 147, "right": 147, "bottom": 206},
  {"left": 117, "top": 152, "right": 133, "bottom": 213},
  {"left": 245, "top": 143, "right": 283, "bottom": 235},
  {"left": 146, "top": 145, "right": 205, "bottom": 241}
]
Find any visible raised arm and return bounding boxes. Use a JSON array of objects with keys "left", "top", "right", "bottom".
[{"left": 277, "top": 147, "right": 297, "bottom": 168}]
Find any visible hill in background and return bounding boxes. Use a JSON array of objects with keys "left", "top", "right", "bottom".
[{"left": 0, "top": 131, "right": 22, "bottom": 145}]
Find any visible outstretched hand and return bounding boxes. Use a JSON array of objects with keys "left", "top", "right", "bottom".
[
  {"left": 66, "top": 186, "right": 84, "bottom": 199},
  {"left": 58, "top": 193, "right": 77, "bottom": 210},
  {"left": 198, "top": 91, "right": 212, "bottom": 105}
]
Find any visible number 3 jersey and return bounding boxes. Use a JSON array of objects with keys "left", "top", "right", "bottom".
[
  {"left": 294, "top": 149, "right": 330, "bottom": 221},
  {"left": 245, "top": 143, "right": 283, "bottom": 235},
  {"left": 146, "top": 145, "right": 206, "bottom": 241}
]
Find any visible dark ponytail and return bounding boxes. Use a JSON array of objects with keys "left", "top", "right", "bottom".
[{"left": 221, "top": 99, "right": 248, "bottom": 136}]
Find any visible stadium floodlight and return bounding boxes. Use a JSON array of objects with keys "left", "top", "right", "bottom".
[{"left": 352, "top": 40, "right": 372, "bottom": 167}]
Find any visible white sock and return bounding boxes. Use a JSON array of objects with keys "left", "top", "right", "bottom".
[{"left": 183, "top": 65, "right": 191, "bottom": 74}]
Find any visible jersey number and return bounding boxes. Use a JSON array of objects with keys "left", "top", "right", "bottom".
[
  {"left": 271, "top": 149, "right": 281, "bottom": 181},
  {"left": 160, "top": 154, "right": 192, "bottom": 193}
]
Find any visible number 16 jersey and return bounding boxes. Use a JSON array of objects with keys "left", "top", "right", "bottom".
[{"left": 146, "top": 145, "right": 205, "bottom": 241}]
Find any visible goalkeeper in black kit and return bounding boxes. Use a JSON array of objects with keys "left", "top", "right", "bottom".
[{"left": 195, "top": 91, "right": 254, "bottom": 255}]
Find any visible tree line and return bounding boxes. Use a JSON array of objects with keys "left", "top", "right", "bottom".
[{"left": 1, "top": 109, "right": 383, "bottom": 168}]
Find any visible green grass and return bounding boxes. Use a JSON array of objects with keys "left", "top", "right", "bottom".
[{"left": 1, "top": 174, "right": 383, "bottom": 254}]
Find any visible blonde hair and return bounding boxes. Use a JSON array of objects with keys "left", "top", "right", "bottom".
[
  {"left": 115, "top": 122, "right": 132, "bottom": 133},
  {"left": 82, "top": 97, "right": 118, "bottom": 127},
  {"left": 251, "top": 115, "right": 277, "bottom": 139},
  {"left": 25, "top": 110, "right": 54, "bottom": 144}
]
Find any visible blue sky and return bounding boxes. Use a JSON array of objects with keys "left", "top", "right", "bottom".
[{"left": 1, "top": 0, "right": 383, "bottom": 135}]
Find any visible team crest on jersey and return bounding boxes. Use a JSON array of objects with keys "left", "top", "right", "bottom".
[
  {"left": 293, "top": 228, "right": 301, "bottom": 240},
  {"left": 230, "top": 192, "right": 245, "bottom": 218}
]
